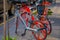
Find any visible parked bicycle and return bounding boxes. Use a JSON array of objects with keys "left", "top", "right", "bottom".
[
  {"left": 15, "top": 2, "right": 47, "bottom": 40},
  {"left": 36, "top": 0, "right": 52, "bottom": 35}
]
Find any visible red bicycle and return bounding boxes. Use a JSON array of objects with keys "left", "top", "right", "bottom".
[
  {"left": 36, "top": 0, "right": 52, "bottom": 35},
  {"left": 15, "top": 2, "right": 47, "bottom": 40}
]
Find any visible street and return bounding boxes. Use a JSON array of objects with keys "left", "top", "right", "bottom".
[{"left": 0, "top": 15, "right": 60, "bottom": 40}]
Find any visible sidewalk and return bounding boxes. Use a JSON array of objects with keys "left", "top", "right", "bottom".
[{"left": 48, "top": 2, "right": 60, "bottom": 18}]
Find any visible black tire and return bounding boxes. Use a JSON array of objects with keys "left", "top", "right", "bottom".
[{"left": 46, "top": 17, "right": 52, "bottom": 35}]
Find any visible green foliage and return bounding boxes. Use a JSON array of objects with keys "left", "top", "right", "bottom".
[
  {"left": 48, "top": 9, "right": 53, "bottom": 15},
  {"left": 2, "top": 36, "right": 16, "bottom": 40}
]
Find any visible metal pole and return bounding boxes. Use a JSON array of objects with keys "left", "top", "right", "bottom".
[{"left": 3, "top": 0, "right": 6, "bottom": 40}]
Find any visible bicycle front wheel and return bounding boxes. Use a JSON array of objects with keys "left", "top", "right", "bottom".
[{"left": 30, "top": 21, "right": 47, "bottom": 40}]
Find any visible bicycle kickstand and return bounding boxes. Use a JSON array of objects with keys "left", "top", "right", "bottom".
[{"left": 21, "top": 29, "right": 27, "bottom": 36}]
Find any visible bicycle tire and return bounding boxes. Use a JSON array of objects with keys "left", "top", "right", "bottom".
[
  {"left": 40, "top": 17, "right": 52, "bottom": 35},
  {"left": 46, "top": 18, "right": 52, "bottom": 35},
  {"left": 30, "top": 21, "right": 47, "bottom": 40}
]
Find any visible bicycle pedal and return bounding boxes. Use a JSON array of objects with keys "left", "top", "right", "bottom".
[{"left": 21, "top": 33, "right": 26, "bottom": 36}]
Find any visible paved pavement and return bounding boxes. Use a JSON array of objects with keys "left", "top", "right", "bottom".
[{"left": 0, "top": 15, "right": 60, "bottom": 40}]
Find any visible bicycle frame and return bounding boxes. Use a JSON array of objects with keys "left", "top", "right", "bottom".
[
  {"left": 17, "top": 4, "right": 46, "bottom": 32},
  {"left": 19, "top": 13, "right": 46, "bottom": 32},
  {"left": 20, "top": 13, "right": 37, "bottom": 31}
]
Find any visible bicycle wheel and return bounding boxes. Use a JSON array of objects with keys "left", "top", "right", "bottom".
[
  {"left": 40, "top": 17, "right": 52, "bottom": 35},
  {"left": 46, "top": 18, "right": 52, "bottom": 35},
  {"left": 30, "top": 21, "right": 47, "bottom": 40}
]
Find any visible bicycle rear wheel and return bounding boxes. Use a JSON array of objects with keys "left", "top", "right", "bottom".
[
  {"left": 30, "top": 21, "right": 47, "bottom": 40},
  {"left": 40, "top": 17, "right": 52, "bottom": 35},
  {"left": 46, "top": 19, "right": 52, "bottom": 35}
]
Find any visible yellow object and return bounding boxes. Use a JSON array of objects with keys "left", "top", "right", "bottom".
[{"left": 32, "top": 10, "right": 38, "bottom": 15}]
